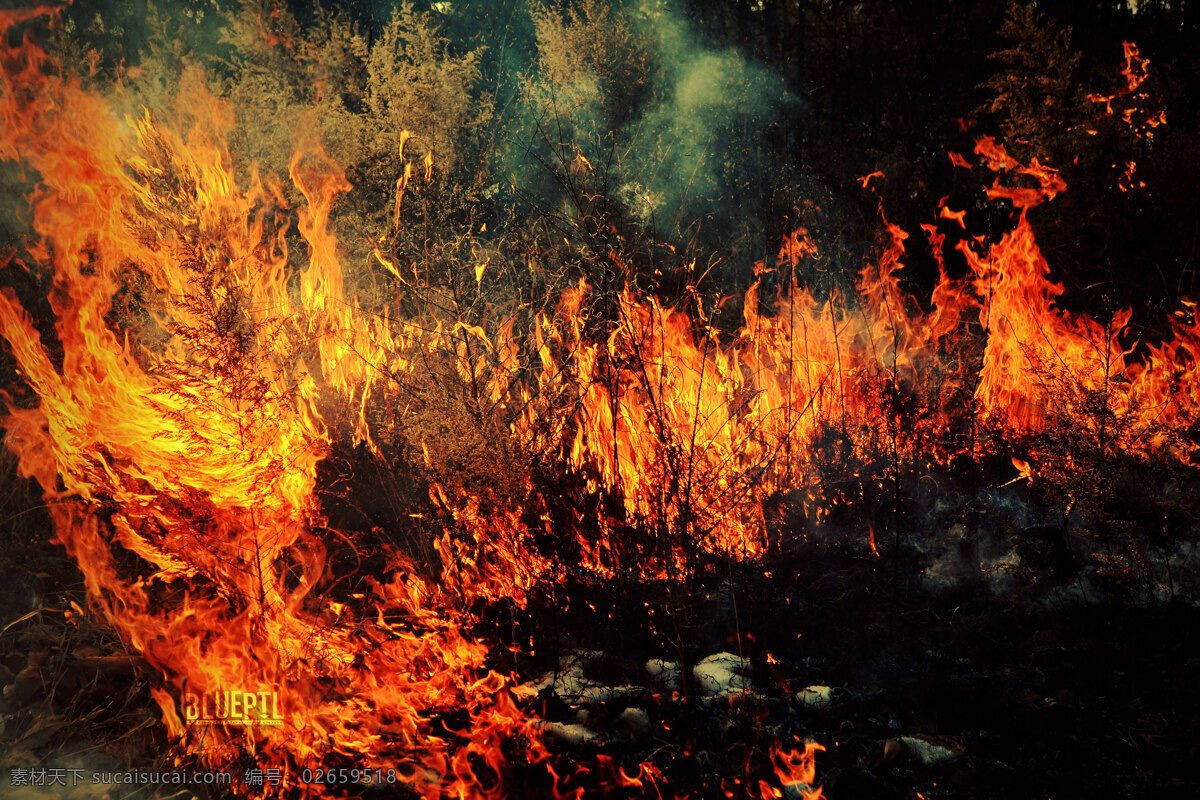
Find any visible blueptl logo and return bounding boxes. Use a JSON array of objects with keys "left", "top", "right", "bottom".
[{"left": 182, "top": 686, "right": 283, "bottom": 727}]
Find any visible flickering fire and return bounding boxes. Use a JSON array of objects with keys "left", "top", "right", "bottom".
[
  {"left": 2, "top": 6, "right": 1197, "bottom": 799},
  {"left": 1086, "top": 40, "right": 1167, "bottom": 137},
  {"left": 766, "top": 741, "right": 824, "bottom": 800},
  {"left": 1087, "top": 40, "right": 1167, "bottom": 193},
  {"left": 0, "top": 9, "right": 546, "bottom": 798}
]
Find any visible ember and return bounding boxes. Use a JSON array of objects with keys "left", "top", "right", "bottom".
[{"left": 1, "top": 3, "right": 1198, "bottom": 800}]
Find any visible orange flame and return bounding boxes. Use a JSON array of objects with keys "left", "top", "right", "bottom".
[
  {"left": 0, "top": 15, "right": 547, "bottom": 797},
  {"left": 768, "top": 741, "right": 825, "bottom": 800},
  {"left": 1, "top": 14, "right": 1193, "bottom": 800}
]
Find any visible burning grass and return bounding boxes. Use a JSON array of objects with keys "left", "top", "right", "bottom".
[{"left": 1, "top": 3, "right": 1198, "bottom": 799}]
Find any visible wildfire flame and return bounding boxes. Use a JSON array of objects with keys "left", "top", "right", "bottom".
[
  {"left": 1, "top": 8, "right": 1196, "bottom": 799},
  {"left": 0, "top": 10, "right": 544, "bottom": 797},
  {"left": 1086, "top": 41, "right": 1167, "bottom": 192}
]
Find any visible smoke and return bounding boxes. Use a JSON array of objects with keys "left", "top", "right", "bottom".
[
  {"left": 497, "top": 0, "right": 800, "bottom": 253},
  {"left": 621, "top": 0, "right": 795, "bottom": 237},
  {"left": 20, "top": 0, "right": 802, "bottom": 262}
]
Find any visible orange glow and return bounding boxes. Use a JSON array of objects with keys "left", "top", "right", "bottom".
[
  {"left": 0, "top": 14, "right": 547, "bottom": 797},
  {"left": 1, "top": 13, "right": 1194, "bottom": 799},
  {"left": 947, "top": 151, "right": 972, "bottom": 169},
  {"left": 769, "top": 741, "right": 825, "bottom": 800},
  {"left": 1087, "top": 41, "right": 1167, "bottom": 191}
]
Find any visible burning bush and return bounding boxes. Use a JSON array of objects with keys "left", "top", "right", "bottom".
[{"left": 2, "top": 3, "right": 1199, "bottom": 800}]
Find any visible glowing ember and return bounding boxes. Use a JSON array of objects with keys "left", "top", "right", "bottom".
[{"left": 767, "top": 740, "right": 824, "bottom": 800}]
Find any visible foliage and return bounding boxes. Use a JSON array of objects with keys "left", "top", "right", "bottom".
[
  {"left": 214, "top": 1, "right": 493, "bottom": 285},
  {"left": 528, "top": 0, "right": 655, "bottom": 126},
  {"left": 978, "top": 1, "right": 1087, "bottom": 167}
]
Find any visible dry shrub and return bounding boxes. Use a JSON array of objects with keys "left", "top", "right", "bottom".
[
  {"left": 529, "top": 0, "right": 655, "bottom": 125},
  {"left": 1005, "top": 350, "right": 1200, "bottom": 603},
  {"left": 207, "top": 1, "right": 493, "bottom": 297}
]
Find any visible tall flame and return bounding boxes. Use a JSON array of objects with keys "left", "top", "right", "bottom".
[
  {"left": 2, "top": 9, "right": 1196, "bottom": 800},
  {"left": 0, "top": 12, "right": 546, "bottom": 798}
]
